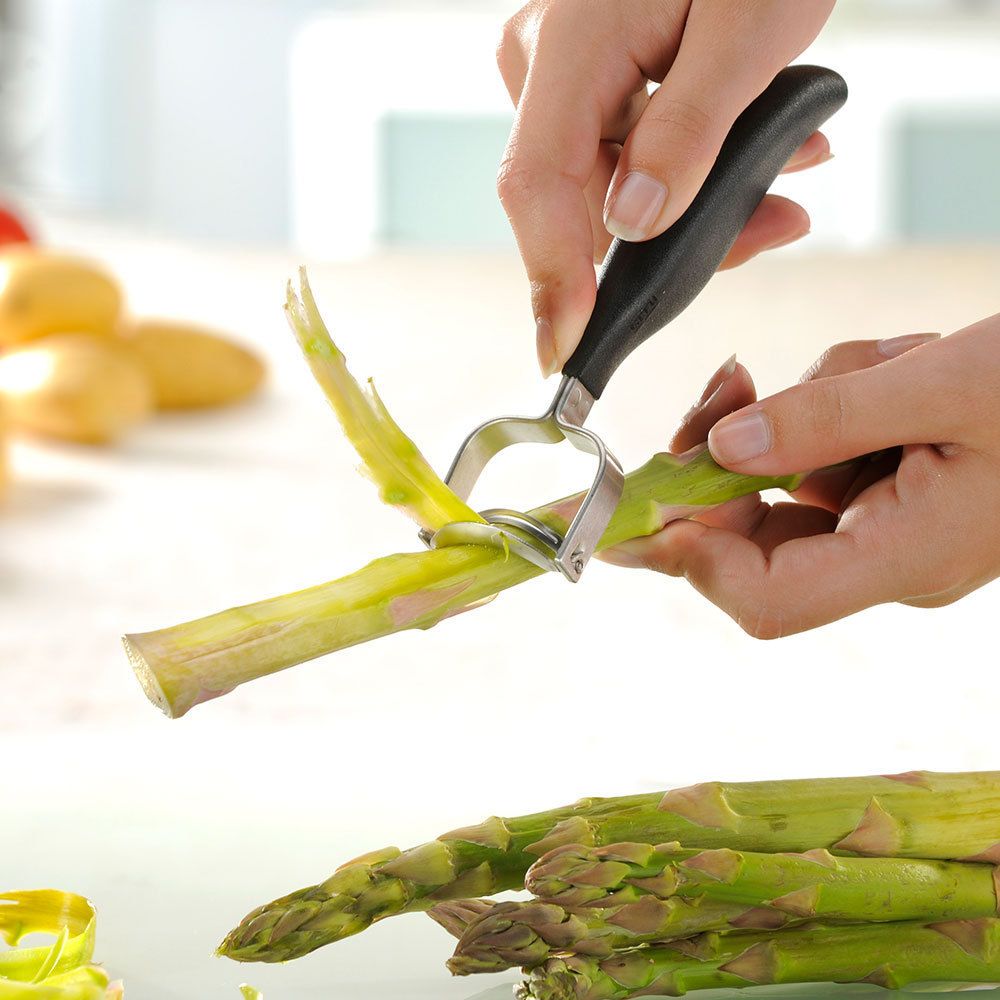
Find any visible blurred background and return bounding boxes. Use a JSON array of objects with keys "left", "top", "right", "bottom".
[
  {"left": 1, "top": 2, "right": 999, "bottom": 999},
  {"left": 3, "top": 0, "right": 1000, "bottom": 250}
]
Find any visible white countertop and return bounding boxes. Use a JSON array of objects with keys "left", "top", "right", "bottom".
[{"left": 2, "top": 225, "right": 998, "bottom": 997}]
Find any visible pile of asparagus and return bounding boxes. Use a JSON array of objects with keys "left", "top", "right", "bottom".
[{"left": 219, "top": 771, "right": 1000, "bottom": 997}]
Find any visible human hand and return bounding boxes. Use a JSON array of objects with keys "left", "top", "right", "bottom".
[
  {"left": 496, "top": 0, "right": 837, "bottom": 375},
  {"left": 601, "top": 316, "right": 1000, "bottom": 637}
]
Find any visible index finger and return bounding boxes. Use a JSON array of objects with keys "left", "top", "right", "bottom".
[
  {"left": 498, "top": 13, "right": 646, "bottom": 375},
  {"left": 639, "top": 516, "right": 895, "bottom": 638}
]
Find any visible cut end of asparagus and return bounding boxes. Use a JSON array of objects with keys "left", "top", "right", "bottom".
[{"left": 122, "top": 632, "right": 225, "bottom": 719}]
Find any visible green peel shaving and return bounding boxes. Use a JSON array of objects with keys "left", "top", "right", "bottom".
[
  {"left": 0, "top": 891, "right": 121, "bottom": 1000},
  {"left": 284, "top": 268, "right": 482, "bottom": 532}
]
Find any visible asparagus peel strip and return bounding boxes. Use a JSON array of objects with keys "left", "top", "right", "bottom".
[
  {"left": 124, "top": 271, "right": 803, "bottom": 719},
  {"left": 0, "top": 891, "right": 121, "bottom": 999},
  {"left": 516, "top": 919, "right": 1000, "bottom": 999},
  {"left": 526, "top": 842, "right": 1000, "bottom": 921},
  {"left": 283, "top": 268, "right": 482, "bottom": 532},
  {"left": 218, "top": 771, "right": 1000, "bottom": 963}
]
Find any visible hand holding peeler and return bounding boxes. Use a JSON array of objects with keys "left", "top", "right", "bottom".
[{"left": 422, "top": 65, "right": 848, "bottom": 582}]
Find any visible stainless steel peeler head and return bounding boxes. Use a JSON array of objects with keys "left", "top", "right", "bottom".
[{"left": 419, "top": 376, "right": 625, "bottom": 582}]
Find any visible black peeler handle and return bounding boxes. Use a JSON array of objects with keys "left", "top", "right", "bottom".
[{"left": 562, "top": 65, "right": 848, "bottom": 399}]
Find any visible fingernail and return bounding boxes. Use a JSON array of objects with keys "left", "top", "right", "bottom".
[
  {"left": 597, "top": 543, "right": 645, "bottom": 569},
  {"left": 536, "top": 316, "right": 558, "bottom": 377},
  {"left": 604, "top": 171, "right": 668, "bottom": 242},
  {"left": 767, "top": 227, "right": 810, "bottom": 251},
  {"left": 790, "top": 150, "right": 835, "bottom": 171},
  {"left": 677, "top": 354, "right": 738, "bottom": 434},
  {"left": 709, "top": 409, "right": 772, "bottom": 465},
  {"left": 696, "top": 354, "right": 738, "bottom": 406},
  {"left": 877, "top": 331, "right": 940, "bottom": 359}
]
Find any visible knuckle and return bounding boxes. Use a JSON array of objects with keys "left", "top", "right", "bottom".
[
  {"left": 800, "top": 343, "right": 854, "bottom": 383},
  {"left": 924, "top": 557, "right": 968, "bottom": 598},
  {"left": 638, "top": 97, "right": 719, "bottom": 167},
  {"left": 806, "top": 378, "right": 848, "bottom": 443},
  {"left": 742, "top": 609, "right": 786, "bottom": 642},
  {"left": 496, "top": 14, "right": 523, "bottom": 73},
  {"left": 902, "top": 592, "right": 958, "bottom": 610},
  {"left": 734, "top": 596, "right": 786, "bottom": 641},
  {"left": 495, "top": 156, "right": 538, "bottom": 211}
]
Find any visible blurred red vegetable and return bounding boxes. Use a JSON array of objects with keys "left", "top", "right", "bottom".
[{"left": 0, "top": 204, "right": 33, "bottom": 246}]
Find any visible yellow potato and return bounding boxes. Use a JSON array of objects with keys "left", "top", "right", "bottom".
[
  {"left": 0, "top": 399, "right": 8, "bottom": 498},
  {"left": 0, "top": 332, "right": 153, "bottom": 444},
  {"left": 0, "top": 249, "right": 123, "bottom": 348},
  {"left": 126, "top": 319, "right": 265, "bottom": 409}
]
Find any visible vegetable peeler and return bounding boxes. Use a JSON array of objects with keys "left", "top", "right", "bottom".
[{"left": 421, "top": 65, "right": 848, "bottom": 582}]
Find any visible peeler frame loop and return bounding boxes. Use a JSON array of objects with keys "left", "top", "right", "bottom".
[{"left": 420, "top": 376, "right": 625, "bottom": 582}]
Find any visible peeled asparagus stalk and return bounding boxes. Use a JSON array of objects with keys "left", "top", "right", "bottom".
[
  {"left": 125, "top": 446, "right": 791, "bottom": 718},
  {"left": 218, "top": 771, "right": 1000, "bottom": 963},
  {"left": 526, "top": 842, "right": 1000, "bottom": 921},
  {"left": 516, "top": 918, "right": 1000, "bottom": 1000},
  {"left": 124, "top": 269, "right": 802, "bottom": 719}
]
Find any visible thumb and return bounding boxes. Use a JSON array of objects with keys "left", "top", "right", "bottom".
[
  {"left": 707, "top": 338, "right": 957, "bottom": 475},
  {"left": 603, "top": 64, "right": 745, "bottom": 242}
]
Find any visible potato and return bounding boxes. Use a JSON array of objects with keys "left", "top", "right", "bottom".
[
  {"left": 0, "top": 399, "right": 8, "bottom": 498},
  {"left": 0, "top": 332, "right": 153, "bottom": 444},
  {"left": 126, "top": 319, "right": 265, "bottom": 409},
  {"left": 0, "top": 249, "right": 123, "bottom": 348}
]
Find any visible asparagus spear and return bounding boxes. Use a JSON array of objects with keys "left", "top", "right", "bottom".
[
  {"left": 219, "top": 771, "right": 1000, "bottom": 963},
  {"left": 125, "top": 444, "right": 791, "bottom": 718},
  {"left": 124, "top": 271, "right": 802, "bottom": 719},
  {"left": 454, "top": 842, "right": 1000, "bottom": 975},
  {"left": 527, "top": 842, "right": 1000, "bottom": 921},
  {"left": 446, "top": 896, "right": 789, "bottom": 975},
  {"left": 516, "top": 919, "right": 1000, "bottom": 999}
]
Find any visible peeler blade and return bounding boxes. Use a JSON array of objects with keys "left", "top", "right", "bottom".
[{"left": 421, "top": 376, "right": 624, "bottom": 582}]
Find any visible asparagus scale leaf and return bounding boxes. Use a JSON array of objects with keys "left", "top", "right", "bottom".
[
  {"left": 218, "top": 771, "right": 1000, "bottom": 963},
  {"left": 124, "top": 273, "right": 803, "bottom": 718}
]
